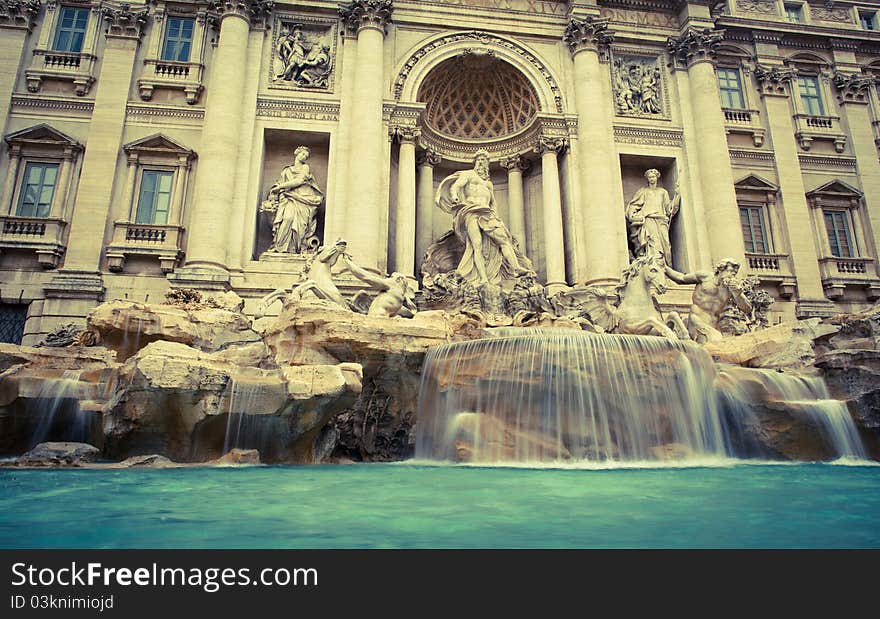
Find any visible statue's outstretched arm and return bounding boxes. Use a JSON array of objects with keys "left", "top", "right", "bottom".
[
  {"left": 343, "top": 256, "right": 389, "bottom": 290},
  {"left": 665, "top": 265, "right": 701, "bottom": 285}
]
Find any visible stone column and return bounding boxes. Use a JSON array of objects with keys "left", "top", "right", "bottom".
[
  {"left": 754, "top": 65, "right": 829, "bottom": 308},
  {"left": 338, "top": 0, "right": 393, "bottom": 268},
  {"left": 501, "top": 155, "right": 529, "bottom": 254},
  {"left": 59, "top": 5, "right": 148, "bottom": 279},
  {"left": 179, "top": 1, "right": 268, "bottom": 280},
  {"left": 328, "top": 27, "right": 358, "bottom": 243},
  {"left": 416, "top": 148, "right": 440, "bottom": 271},
  {"left": 563, "top": 15, "right": 627, "bottom": 285},
  {"left": 834, "top": 72, "right": 880, "bottom": 280},
  {"left": 0, "top": 143, "right": 21, "bottom": 211},
  {"left": 0, "top": 1, "right": 40, "bottom": 135},
  {"left": 392, "top": 125, "right": 418, "bottom": 276},
  {"left": 668, "top": 28, "right": 744, "bottom": 267},
  {"left": 535, "top": 136, "right": 568, "bottom": 288},
  {"left": 50, "top": 145, "right": 78, "bottom": 218}
]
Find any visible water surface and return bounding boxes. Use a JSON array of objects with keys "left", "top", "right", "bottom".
[{"left": 1, "top": 463, "right": 878, "bottom": 548}]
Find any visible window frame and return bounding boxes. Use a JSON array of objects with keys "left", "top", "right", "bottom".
[
  {"left": 797, "top": 74, "right": 825, "bottom": 116},
  {"left": 822, "top": 208, "right": 857, "bottom": 259},
  {"left": 160, "top": 16, "right": 196, "bottom": 63},
  {"left": 132, "top": 167, "right": 177, "bottom": 225},
  {"left": 13, "top": 159, "right": 61, "bottom": 219},
  {"left": 784, "top": 3, "right": 804, "bottom": 23},
  {"left": 739, "top": 203, "right": 772, "bottom": 255},
  {"left": 717, "top": 66, "right": 748, "bottom": 110},
  {"left": 51, "top": 5, "right": 90, "bottom": 54},
  {"left": 860, "top": 10, "right": 877, "bottom": 30}
]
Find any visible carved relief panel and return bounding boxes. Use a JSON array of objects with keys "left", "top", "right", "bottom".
[
  {"left": 268, "top": 15, "right": 337, "bottom": 92},
  {"left": 610, "top": 52, "right": 669, "bottom": 120}
]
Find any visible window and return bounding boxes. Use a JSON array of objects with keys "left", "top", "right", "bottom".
[
  {"left": 161, "top": 17, "right": 195, "bottom": 62},
  {"left": 16, "top": 162, "right": 59, "bottom": 218},
  {"left": 135, "top": 170, "right": 174, "bottom": 225},
  {"left": 740, "top": 206, "right": 770, "bottom": 254},
  {"left": 798, "top": 75, "right": 825, "bottom": 116},
  {"left": 52, "top": 7, "right": 89, "bottom": 53},
  {"left": 718, "top": 68, "right": 746, "bottom": 109},
  {"left": 824, "top": 210, "right": 855, "bottom": 258},
  {"left": 0, "top": 304, "right": 28, "bottom": 345},
  {"left": 785, "top": 3, "right": 803, "bottom": 22},
  {"left": 860, "top": 10, "right": 877, "bottom": 30}
]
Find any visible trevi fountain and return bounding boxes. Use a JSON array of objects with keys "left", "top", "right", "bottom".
[{"left": 1, "top": 149, "right": 878, "bottom": 549}]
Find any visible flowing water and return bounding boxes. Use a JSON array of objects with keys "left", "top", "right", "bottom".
[
  {"left": 416, "top": 330, "right": 867, "bottom": 464},
  {"left": 26, "top": 370, "right": 99, "bottom": 449}
]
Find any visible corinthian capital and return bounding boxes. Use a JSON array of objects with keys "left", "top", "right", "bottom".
[
  {"left": 562, "top": 15, "right": 613, "bottom": 57},
  {"left": 209, "top": 0, "right": 274, "bottom": 25},
  {"left": 534, "top": 136, "right": 567, "bottom": 155},
  {"left": 338, "top": 0, "right": 393, "bottom": 35},
  {"left": 417, "top": 149, "right": 441, "bottom": 167},
  {"left": 833, "top": 71, "right": 875, "bottom": 104},
  {"left": 753, "top": 64, "right": 795, "bottom": 97},
  {"left": 0, "top": 0, "right": 41, "bottom": 31},
  {"left": 102, "top": 2, "right": 149, "bottom": 40},
  {"left": 389, "top": 124, "right": 421, "bottom": 143},
  {"left": 667, "top": 27, "right": 725, "bottom": 69}
]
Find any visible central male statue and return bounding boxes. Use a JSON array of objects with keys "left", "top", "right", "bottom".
[{"left": 435, "top": 150, "right": 532, "bottom": 286}]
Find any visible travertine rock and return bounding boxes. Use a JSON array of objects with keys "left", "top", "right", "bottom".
[
  {"left": 704, "top": 318, "right": 838, "bottom": 368},
  {"left": 212, "top": 448, "right": 261, "bottom": 465},
  {"left": 103, "top": 341, "right": 362, "bottom": 464},
  {"left": 16, "top": 442, "right": 100, "bottom": 467},
  {"left": 88, "top": 300, "right": 260, "bottom": 361}
]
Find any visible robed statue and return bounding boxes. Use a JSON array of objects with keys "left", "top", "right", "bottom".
[
  {"left": 433, "top": 149, "right": 533, "bottom": 286},
  {"left": 625, "top": 168, "right": 680, "bottom": 266},
  {"left": 261, "top": 145, "right": 324, "bottom": 254}
]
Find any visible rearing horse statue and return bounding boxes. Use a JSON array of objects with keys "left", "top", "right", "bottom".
[{"left": 554, "top": 254, "right": 688, "bottom": 340}]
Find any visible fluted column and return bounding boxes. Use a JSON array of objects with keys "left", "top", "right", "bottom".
[
  {"left": 535, "top": 136, "right": 567, "bottom": 288},
  {"left": 563, "top": 15, "right": 626, "bottom": 285},
  {"left": 834, "top": 72, "right": 880, "bottom": 284},
  {"left": 416, "top": 149, "right": 440, "bottom": 271},
  {"left": 501, "top": 155, "right": 529, "bottom": 254},
  {"left": 61, "top": 3, "right": 148, "bottom": 274},
  {"left": 392, "top": 125, "right": 418, "bottom": 276},
  {"left": 754, "top": 65, "right": 827, "bottom": 304},
  {"left": 668, "top": 28, "right": 744, "bottom": 267},
  {"left": 0, "top": 0, "right": 40, "bottom": 134},
  {"left": 338, "top": 0, "right": 393, "bottom": 268},
  {"left": 182, "top": 1, "right": 269, "bottom": 275}
]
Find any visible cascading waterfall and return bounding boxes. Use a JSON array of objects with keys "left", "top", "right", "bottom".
[
  {"left": 717, "top": 365, "right": 866, "bottom": 459},
  {"left": 415, "top": 329, "right": 867, "bottom": 464},
  {"left": 222, "top": 379, "right": 274, "bottom": 454},
  {"left": 29, "top": 370, "right": 94, "bottom": 448},
  {"left": 416, "top": 330, "right": 728, "bottom": 463}
]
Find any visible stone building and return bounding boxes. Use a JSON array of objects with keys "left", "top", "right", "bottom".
[{"left": 1, "top": 0, "right": 880, "bottom": 344}]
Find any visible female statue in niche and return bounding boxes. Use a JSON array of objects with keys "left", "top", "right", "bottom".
[
  {"left": 261, "top": 145, "right": 324, "bottom": 254},
  {"left": 625, "top": 168, "right": 680, "bottom": 266}
]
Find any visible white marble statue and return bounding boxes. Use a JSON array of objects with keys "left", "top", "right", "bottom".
[
  {"left": 343, "top": 254, "right": 417, "bottom": 318},
  {"left": 625, "top": 168, "right": 680, "bottom": 266},
  {"left": 664, "top": 258, "right": 753, "bottom": 343},
  {"left": 261, "top": 145, "right": 324, "bottom": 254},
  {"left": 435, "top": 149, "right": 532, "bottom": 286}
]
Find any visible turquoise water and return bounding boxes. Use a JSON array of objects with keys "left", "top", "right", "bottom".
[{"left": 1, "top": 462, "right": 879, "bottom": 548}]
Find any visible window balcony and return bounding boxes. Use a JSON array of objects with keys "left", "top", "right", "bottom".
[
  {"left": 818, "top": 256, "right": 880, "bottom": 300},
  {"left": 25, "top": 49, "right": 97, "bottom": 96},
  {"left": 0, "top": 215, "right": 67, "bottom": 268},
  {"left": 137, "top": 59, "right": 205, "bottom": 105},
  {"left": 745, "top": 252, "right": 797, "bottom": 298},
  {"left": 793, "top": 114, "right": 847, "bottom": 152},
  {"left": 723, "top": 108, "right": 766, "bottom": 147},
  {"left": 105, "top": 222, "right": 184, "bottom": 273}
]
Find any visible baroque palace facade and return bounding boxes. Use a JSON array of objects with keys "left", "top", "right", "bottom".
[{"left": 0, "top": 0, "right": 880, "bottom": 344}]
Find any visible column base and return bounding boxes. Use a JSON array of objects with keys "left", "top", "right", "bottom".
[
  {"left": 43, "top": 271, "right": 105, "bottom": 301},
  {"left": 795, "top": 298, "right": 837, "bottom": 319},
  {"left": 167, "top": 265, "right": 231, "bottom": 291}
]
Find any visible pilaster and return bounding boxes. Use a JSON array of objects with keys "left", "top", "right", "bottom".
[
  {"left": 754, "top": 62, "right": 831, "bottom": 311},
  {"left": 52, "top": 2, "right": 148, "bottom": 301},
  {"left": 0, "top": 0, "right": 41, "bottom": 134}
]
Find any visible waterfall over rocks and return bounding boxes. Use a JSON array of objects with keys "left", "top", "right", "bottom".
[{"left": 415, "top": 329, "right": 867, "bottom": 464}]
